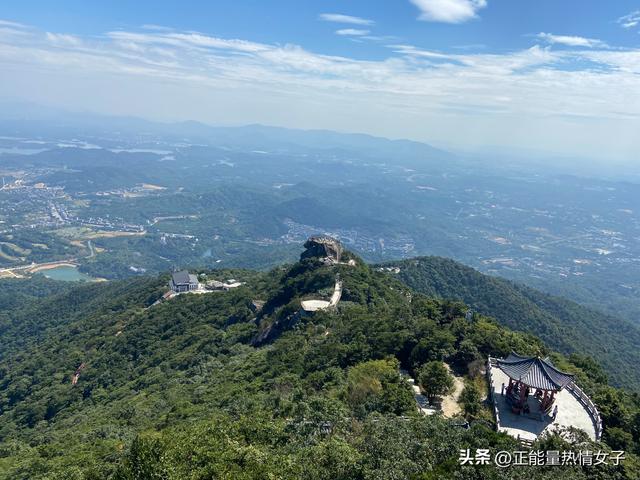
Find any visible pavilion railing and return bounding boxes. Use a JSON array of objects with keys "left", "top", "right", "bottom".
[
  {"left": 565, "top": 381, "right": 603, "bottom": 441},
  {"left": 486, "top": 356, "right": 500, "bottom": 430}
]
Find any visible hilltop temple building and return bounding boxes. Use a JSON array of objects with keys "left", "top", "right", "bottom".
[{"left": 170, "top": 270, "right": 199, "bottom": 293}]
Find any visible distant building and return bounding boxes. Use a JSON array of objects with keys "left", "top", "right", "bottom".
[{"left": 170, "top": 270, "right": 199, "bottom": 293}]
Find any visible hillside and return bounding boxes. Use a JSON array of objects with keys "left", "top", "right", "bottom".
[
  {"left": 380, "top": 257, "right": 640, "bottom": 390},
  {"left": 0, "top": 246, "right": 639, "bottom": 479}
]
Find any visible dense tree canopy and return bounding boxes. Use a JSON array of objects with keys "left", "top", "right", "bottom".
[
  {"left": 0, "top": 250, "right": 638, "bottom": 479},
  {"left": 383, "top": 256, "right": 640, "bottom": 390}
]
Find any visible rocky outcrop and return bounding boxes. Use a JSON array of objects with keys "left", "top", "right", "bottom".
[
  {"left": 300, "top": 236, "right": 343, "bottom": 263},
  {"left": 252, "top": 310, "right": 303, "bottom": 346}
]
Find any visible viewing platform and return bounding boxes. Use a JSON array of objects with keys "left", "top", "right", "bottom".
[
  {"left": 301, "top": 277, "right": 343, "bottom": 312},
  {"left": 487, "top": 355, "right": 601, "bottom": 442}
]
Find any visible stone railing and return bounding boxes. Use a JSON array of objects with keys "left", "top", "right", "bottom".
[
  {"left": 486, "top": 356, "right": 501, "bottom": 429},
  {"left": 565, "top": 381, "right": 603, "bottom": 441}
]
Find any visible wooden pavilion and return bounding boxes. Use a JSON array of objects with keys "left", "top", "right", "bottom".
[{"left": 497, "top": 353, "right": 574, "bottom": 418}]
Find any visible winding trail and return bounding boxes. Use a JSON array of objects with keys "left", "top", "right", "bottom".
[{"left": 440, "top": 364, "right": 465, "bottom": 418}]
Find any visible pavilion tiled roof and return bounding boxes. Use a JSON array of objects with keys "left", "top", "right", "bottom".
[{"left": 497, "top": 352, "right": 575, "bottom": 391}]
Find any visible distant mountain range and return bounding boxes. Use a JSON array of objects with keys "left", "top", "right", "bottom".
[{"left": 0, "top": 101, "right": 451, "bottom": 161}]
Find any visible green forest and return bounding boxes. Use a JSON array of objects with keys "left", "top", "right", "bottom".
[
  {"left": 0, "top": 246, "right": 639, "bottom": 479},
  {"left": 382, "top": 256, "right": 640, "bottom": 391}
]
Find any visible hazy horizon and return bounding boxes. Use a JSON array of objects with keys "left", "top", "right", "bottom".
[
  {"left": 2, "top": 1, "right": 640, "bottom": 164},
  {"left": 0, "top": 98, "right": 638, "bottom": 174}
]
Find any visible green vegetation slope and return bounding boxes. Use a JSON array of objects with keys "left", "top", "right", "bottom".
[
  {"left": 0, "top": 250, "right": 639, "bottom": 479},
  {"left": 381, "top": 257, "right": 640, "bottom": 391}
]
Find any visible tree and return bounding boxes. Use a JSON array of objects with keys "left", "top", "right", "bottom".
[
  {"left": 346, "top": 358, "right": 414, "bottom": 417},
  {"left": 298, "top": 438, "right": 361, "bottom": 480},
  {"left": 453, "top": 339, "right": 480, "bottom": 369},
  {"left": 605, "top": 427, "right": 634, "bottom": 452},
  {"left": 410, "top": 330, "right": 456, "bottom": 367},
  {"left": 346, "top": 360, "right": 386, "bottom": 407},
  {"left": 417, "top": 361, "right": 454, "bottom": 401},
  {"left": 459, "top": 381, "right": 482, "bottom": 418}
]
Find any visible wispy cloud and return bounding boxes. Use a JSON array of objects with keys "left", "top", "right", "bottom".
[
  {"left": 140, "top": 24, "right": 175, "bottom": 32},
  {"left": 108, "top": 30, "right": 271, "bottom": 53},
  {"left": 389, "top": 44, "right": 457, "bottom": 60},
  {"left": 536, "top": 32, "right": 607, "bottom": 48},
  {"left": 318, "top": 13, "right": 375, "bottom": 26},
  {"left": 335, "top": 29, "right": 370, "bottom": 36},
  {"left": 361, "top": 35, "right": 401, "bottom": 43},
  {"left": 0, "top": 20, "right": 638, "bottom": 159},
  {"left": 452, "top": 43, "right": 486, "bottom": 51},
  {"left": 617, "top": 10, "right": 640, "bottom": 29},
  {"left": 0, "top": 19, "right": 28, "bottom": 28},
  {"left": 45, "top": 32, "right": 82, "bottom": 46},
  {"left": 409, "top": 0, "right": 487, "bottom": 24},
  {"left": 0, "top": 19, "right": 33, "bottom": 41}
]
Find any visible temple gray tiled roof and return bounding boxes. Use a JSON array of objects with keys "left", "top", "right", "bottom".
[
  {"left": 172, "top": 270, "right": 196, "bottom": 285},
  {"left": 497, "top": 352, "right": 575, "bottom": 391}
]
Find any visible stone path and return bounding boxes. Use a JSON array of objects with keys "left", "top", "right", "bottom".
[{"left": 441, "top": 364, "right": 464, "bottom": 418}]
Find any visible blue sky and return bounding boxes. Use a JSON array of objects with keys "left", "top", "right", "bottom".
[{"left": 1, "top": 1, "right": 640, "bottom": 161}]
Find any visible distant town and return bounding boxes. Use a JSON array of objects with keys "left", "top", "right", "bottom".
[{"left": 0, "top": 130, "right": 637, "bottom": 327}]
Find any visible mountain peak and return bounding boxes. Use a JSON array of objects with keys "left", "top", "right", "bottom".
[{"left": 300, "top": 235, "right": 343, "bottom": 263}]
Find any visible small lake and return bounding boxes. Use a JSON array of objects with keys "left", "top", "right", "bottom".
[{"left": 38, "top": 266, "right": 94, "bottom": 282}]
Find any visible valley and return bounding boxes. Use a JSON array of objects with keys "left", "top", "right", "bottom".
[{"left": 0, "top": 123, "right": 638, "bottom": 328}]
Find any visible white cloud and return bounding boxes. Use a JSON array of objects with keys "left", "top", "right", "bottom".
[
  {"left": 0, "top": 19, "right": 28, "bottom": 28},
  {"left": 0, "top": 20, "right": 33, "bottom": 41},
  {"left": 361, "top": 35, "right": 400, "bottom": 43},
  {"left": 336, "top": 29, "right": 370, "bottom": 36},
  {"left": 45, "top": 32, "right": 82, "bottom": 46},
  {"left": 140, "top": 24, "right": 174, "bottom": 32},
  {"left": 389, "top": 44, "right": 456, "bottom": 60},
  {"left": 108, "top": 30, "right": 270, "bottom": 53},
  {"left": 0, "top": 20, "right": 639, "bottom": 161},
  {"left": 536, "top": 32, "right": 607, "bottom": 48},
  {"left": 318, "top": 13, "right": 375, "bottom": 26},
  {"left": 617, "top": 10, "right": 640, "bottom": 29},
  {"left": 409, "top": 0, "right": 487, "bottom": 23}
]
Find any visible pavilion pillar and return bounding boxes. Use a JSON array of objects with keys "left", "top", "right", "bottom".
[
  {"left": 541, "top": 390, "right": 549, "bottom": 410},
  {"left": 518, "top": 381, "right": 526, "bottom": 406}
]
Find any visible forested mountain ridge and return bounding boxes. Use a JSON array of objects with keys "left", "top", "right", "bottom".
[
  {"left": 380, "top": 256, "right": 640, "bottom": 391},
  {"left": 0, "top": 247, "right": 639, "bottom": 479}
]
